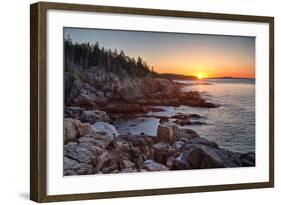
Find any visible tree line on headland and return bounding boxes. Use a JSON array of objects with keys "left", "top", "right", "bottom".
[{"left": 64, "top": 35, "right": 156, "bottom": 78}]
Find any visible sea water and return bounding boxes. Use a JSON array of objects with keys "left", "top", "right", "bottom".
[{"left": 114, "top": 79, "right": 255, "bottom": 153}]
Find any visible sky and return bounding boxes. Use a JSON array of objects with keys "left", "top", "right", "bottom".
[{"left": 64, "top": 27, "right": 255, "bottom": 78}]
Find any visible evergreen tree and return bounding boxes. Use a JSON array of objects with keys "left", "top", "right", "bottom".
[{"left": 64, "top": 37, "right": 155, "bottom": 78}]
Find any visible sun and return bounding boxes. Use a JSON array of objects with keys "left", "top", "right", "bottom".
[{"left": 196, "top": 73, "right": 207, "bottom": 80}]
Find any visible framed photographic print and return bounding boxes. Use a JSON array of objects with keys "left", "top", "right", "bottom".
[{"left": 30, "top": 1, "right": 274, "bottom": 202}]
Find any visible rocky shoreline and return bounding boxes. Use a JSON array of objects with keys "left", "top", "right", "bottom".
[
  {"left": 65, "top": 68, "right": 217, "bottom": 114},
  {"left": 63, "top": 68, "right": 255, "bottom": 176},
  {"left": 64, "top": 117, "right": 255, "bottom": 175}
]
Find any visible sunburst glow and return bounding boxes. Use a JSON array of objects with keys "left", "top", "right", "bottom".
[{"left": 196, "top": 73, "right": 207, "bottom": 80}]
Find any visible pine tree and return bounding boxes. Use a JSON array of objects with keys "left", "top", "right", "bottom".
[{"left": 64, "top": 37, "right": 155, "bottom": 78}]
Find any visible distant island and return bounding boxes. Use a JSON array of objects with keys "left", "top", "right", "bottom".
[
  {"left": 206, "top": 76, "right": 255, "bottom": 80},
  {"left": 158, "top": 73, "right": 198, "bottom": 80},
  {"left": 159, "top": 73, "right": 255, "bottom": 80}
]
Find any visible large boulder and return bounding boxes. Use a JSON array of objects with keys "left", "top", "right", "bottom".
[
  {"left": 187, "top": 148, "right": 223, "bottom": 169},
  {"left": 63, "top": 120, "right": 255, "bottom": 176},
  {"left": 174, "top": 141, "right": 240, "bottom": 169},
  {"left": 64, "top": 156, "right": 94, "bottom": 176},
  {"left": 156, "top": 122, "right": 177, "bottom": 143},
  {"left": 92, "top": 122, "right": 119, "bottom": 137},
  {"left": 142, "top": 160, "right": 169, "bottom": 171},
  {"left": 79, "top": 133, "right": 114, "bottom": 149},
  {"left": 93, "top": 151, "right": 112, "bottom": 173},
  {"left": 80, "top": 110, "right": 110, "bottom": 124},
  {"left": 118, "top": 135, "right": 155, "bottom": 168},
  {"left": 64, "top": 118, "right": 91, "bottom": 143},
  {"left": 152, "top": 142, "right": 179, "bottom": 165},
  {"left": 64, "top": 142, "right": 99, "bottom": 164}
]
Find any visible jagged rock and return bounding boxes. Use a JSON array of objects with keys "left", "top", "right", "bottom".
[
  {"left": 187, "top": 148, "right": 223, "bottom": 169},
  {"left": 94, "top": 151, "right": 111, "bottom": 173},
  {"left": 80, "top": 110, "right": 110, "bottom": 124},
  {"left": 176, "top": 128, "right": 200, "bottom": 140},
  {"left": 76, "top": 121, "right": 92, "bottom": 137},
  {"left": 65, "top": 66, "right": 217, "bottom": 116},
  {"left": 64, "top": 142, "right": 99, "bottom": 165},
  {"left": 63, "top": 121, "right": 255, "bottom": 176},
  {"left": 92, "top": 121, "right": 119, "bottom": 137},
  {"left": 139, "top": 78, "right": 180, "bottom": 98},
  {"left": 64, "top": 156, "right": 94, "bottom": 175},
  {"left": 174, "top": 155, "right": 189, "bottom": 170},
  {"left": 177, "top": 91, "right": 217, "bottom": 108},
  {"left": 130, "top": 146, "right": 144, "bottom": 167},
  {"left": 122, "top": 159, "right": 136, "bottom": 169},
  {"left": 64, "top": 75, "right": 81, "bottom": 106},
  {"left": 180, "top": 142, "right": 240, "bottom": 168},
  {"left": 64, "top": 120, "right": 78, "bottom": 142},
  {"left": 152, "top": 142, "right": 179, "bottom": 164},
  {"left": 142, "top": 160, "right": 169, "bottom": 171},
  {"left": 73, "top": 94, "right": 97, "bottom": 109},
  {"left": 64, "top": 106, "right": 84, "bottom": 119},
  {"left": 157, "top": 122, "right": 177, "bottom": 143},
  {"left": 101, "top": 164, "right": 119, "bottom": 174},
  {"left": 126, "top": 135, "right": 153, "bottom": 147},
  {"left": 120, "top": 167, "right": 138, "bottom": 173},
  {"left": 78, "top": 136, "right": 105, "bottom": 152},
  {"left": 166, "top": 156, "right": 176, "bottom": 169},
  {"left": 114, "top": 80, "right": 144, "bottom": 100},
  {"left": 79, "top": 133, "right": 114, "bottom": 149},
  {"left": 239, "top": 151, "right": 255, "bottom": 166},
  {"left": 173, "top": 140, "right": 185, "bottom": 150},
  {"left": 64, "top": 118, "right": 91, "bottom": 143}
]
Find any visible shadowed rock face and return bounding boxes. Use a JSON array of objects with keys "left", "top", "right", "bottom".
[
  {"left": 64, "top": 118, "right": 91, "bottom": 143},
  {"left": 157, "top": 122, "right": 177, "bottom": 143},
  {"left": 64, "top": 70, "right": 217, "bottom": 116},
  {"left": 80, "top": 110, "right": 110, "bottom": 124},
  {"left": 63, "top": 120, "right": 255, "bottom": 176}
]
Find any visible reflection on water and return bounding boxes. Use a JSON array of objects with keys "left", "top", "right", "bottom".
[{"left": 114, "top": 79, "right": 255, "bottom": 153}]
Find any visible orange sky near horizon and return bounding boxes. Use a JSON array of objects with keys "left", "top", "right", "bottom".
[
  {"left": 153, "top": 54, "right": 255, "bottom": 78},
  {"left": 156, "top": 66, "right": 255, "bottom": 78},
  {"left": 135, "top": 38, "right": 256, "bottom": 78},
  {"left": 65, "top": 28, "right": 256, "bottom": 78},
  {"left": 138, "top": 55, "right": 255, "bottom": 78}
]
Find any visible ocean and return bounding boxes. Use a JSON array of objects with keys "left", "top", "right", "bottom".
[{"left": 114, "top": 78, "right": 255, "bottom": 153}]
